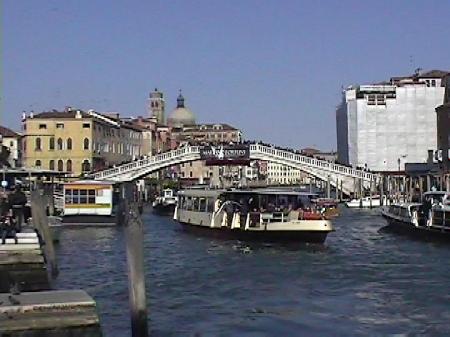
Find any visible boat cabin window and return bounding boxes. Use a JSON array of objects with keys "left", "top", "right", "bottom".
[
  {"left": 199, "top": 198, "right": 207, "bottom": 212},
  {"left": 65, "top": 188, "right": 97, "bottom": 205},
  {"left": 179, "top": 195, "right": 216, "bottom": 212},
  {"left": 193, "top": 197, "right": 199, "bottom": 211},
  {"left": 207, "top": 198, "right": 214, "bottom": 212},
  {"left": 224, "top": 192, "right": 314, "bottom": 213}
]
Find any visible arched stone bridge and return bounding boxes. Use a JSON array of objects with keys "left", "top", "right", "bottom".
[{"left": 93, "top": 143, "right": 380, "bottom": 196}]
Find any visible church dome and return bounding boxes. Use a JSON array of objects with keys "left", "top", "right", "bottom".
[{"left": 167, "top": 92, "right": 196, "bottom": 127}]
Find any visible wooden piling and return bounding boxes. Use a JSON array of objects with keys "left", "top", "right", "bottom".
[
  {"left": 358, "top": 178, "right": 363, "bottom": 208},
  {"left": 339, "top": 180, "right": 343, "bottom": 202},
  {"left": 369, "top": 176, "right": 373, "bottom": 208},
  {"left": 335, "top": 177, "right": 339, "bottom": 201},
  {"left": 380, "top": 175, "right": 384, "bottom": 206},
  {"left": 327, "top": 175, "right": 331, "bottom": 199},
  {"left": 30, "top": 189, "right": 58, "bottom": 278},
  {"left": 419, "top": 176, "right": 424, "bottom": 197},
  {"left": 122, "top": 183, "right": 149, "bottom": 337},
  {"left": 447, "top": 174, "right": 450, "bottom": 192}
]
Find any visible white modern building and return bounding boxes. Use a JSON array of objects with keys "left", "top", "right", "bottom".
[{"left": 336, "top": 70, "right": 449, "bottom": 172}]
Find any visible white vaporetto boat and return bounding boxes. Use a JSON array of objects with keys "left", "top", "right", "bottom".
[
  {"left": 152, "top": 189, "right": 177, "bottom": 215},
  {"left": 173, "top": 188, "right": 334, "bottom": 243}
]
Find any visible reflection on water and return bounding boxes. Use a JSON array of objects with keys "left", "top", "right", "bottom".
[{"left": 54, "top": 206, "right": 450, "bottom": 337}]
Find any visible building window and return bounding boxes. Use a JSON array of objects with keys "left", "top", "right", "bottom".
[
  {"left": 189, "top": 171, "right": 193, "bottom": 178},
  {"left": 39, "top": 124, "right": 47, "bottom": 129},
  {"left": 82, "top": 123, "right": 91, "bottom": 128},
  {"left": 67, "top": 138, "right": 72, "bottom": 150},
  {"left": 84, "top": 138, "right": 90, "bottom": 150},
  {"left": 431, "top": 80, "right": 436, "bottom": 87},
  {"left": 82, "top": 159, "right": 91, "bottom": 172},
  {"left": 49, "top": 160, "right": 55, "bottom": 170},
  {"left": 57, "top": 138, "right": 63, "bottom": 150},
  {"left": 66, "top": 159, "right": 72, "bottom": 172},
  {"left": 23, "top": 140, "right": 26, "bottom": 151},
  {"left": 35, "top": 137, "right": 42, "bottom": 150},
  {"left": 49, "top": 137, "right": 55, "bottom": 150},
  {"left": 56, "top": 123, "right": 64, "bottom": 129},
  {"left": 58, "top": 160, "right": 64, "bottom": 171},
  {"left": 35, "top": 160, "right": 41, "bottom": 168}
]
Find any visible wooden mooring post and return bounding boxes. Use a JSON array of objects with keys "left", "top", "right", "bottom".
[
  {"left": 327, "top": 175, "right": 331, "bottom": 199},
  {"left": 30, "top": 189, "right": 58, "bottom": 278},
  {"left": 121, "top": 183, "right": 149, "bottom": 337}
]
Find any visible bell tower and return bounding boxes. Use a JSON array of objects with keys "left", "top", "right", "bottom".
[{"left": 148, "top": 88, "right": 165, "bottom": 124}]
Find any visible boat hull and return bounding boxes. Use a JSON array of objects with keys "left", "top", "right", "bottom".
[
  {"left": 152, "top": 204, "right": 176, "bottom": 216},
  {"left": 346, "top": 199, "right": 381, "bottom": 208},
  {"left": 178, "top": 222, "right": 330, "bottom": 244},
  {"left": 382, "top": 214, "right": 450, "bottom": 242},
  {"left": 61, "top": 215, "right": 117, "bottom": 226}
]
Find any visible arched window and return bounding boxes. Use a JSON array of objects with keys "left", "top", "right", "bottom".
[
  {"left": 82, "top": 159, "right": 91, "bottom": 172},
  {"left": 49, "top": 160, "right": 55, "bottom": 170},
  {"left": 35, "top": 138, "right": 41, "bottom": 150},
  {"left": 35, "top": 160, "right": 41, "bottom": 167},
  {"left": 23, "top": 140, "right": 26, "bottom": 152},
  {"left": 57, "top": 160, "right": 64, "bottom": 172},
  {"left": 57, "top": 138, "right": 63, "bottom": 150},
  {"left": 66, "top": 159, "right": 72, "bottom": 172},
  {"left": 49, "top": 137, "right": 55, "bottom": 150},
  {"left": 67, "top": 138, "right": 72, "bottom": 150},
  {"left": 83, "top": 138, "right": 89, "bottom": 150}
]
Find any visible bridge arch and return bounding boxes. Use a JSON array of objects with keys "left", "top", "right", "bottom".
[{"left": 93, "top": 143, "right": 380, "bottom": 196}]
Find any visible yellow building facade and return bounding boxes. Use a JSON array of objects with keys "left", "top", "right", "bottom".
[{"left": 22, "top": 110, "right": 143, "bottom": 176}]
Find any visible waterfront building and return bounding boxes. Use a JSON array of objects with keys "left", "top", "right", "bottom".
[
  {"left": 22, "top": 108, "right": 142, "bottom": 176},
  {"left": 266, "top": 162, "right": 302, "bottom": 185},
  {"left": 174, "top": 123, "right": 242, "bottom": 186},
  {"left": 127, "top": 116, "right": 172, "bottom": 155},
  {"left": 436, "top": 74, "right": 450, "bottom": 172},
  {"left": 336, "top": 69, "right": 449, "bottom": 171},
  {"left": 0, "top": 125, "right": 21, "bottom": 168},
  {"left": 301, "top": 148, "right": 337, "bottom": 162}
]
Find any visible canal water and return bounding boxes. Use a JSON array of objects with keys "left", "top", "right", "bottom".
[{"left": 54, "top": 207, "right": 450, "bottom": 337}]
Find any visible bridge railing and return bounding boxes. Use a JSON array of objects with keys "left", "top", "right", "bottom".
[
  {"left": 94, "top": 143, "right": 379, "bottom": 183},
  {"left": 250, "top": 144, "right": 379, "bottom": 181},
  {"left": 94, "top": 146, "right": 201, "bottom": 180}
]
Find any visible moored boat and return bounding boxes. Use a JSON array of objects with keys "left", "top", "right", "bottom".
[
  {"left": 312, "top": 198, "right": 340, "bottom": 218},
  {"left": 346, "top": 195, "right": 385, "bottom": 208},
  {"left": 152, "top": 189, "right": 177, "bottom": 216},
  {"left": 173, "top": 188, "right": 334, "bottom": 244},
  {"left": 381, "top": 191, "right": 450, "bottom": 240},
  {"left": 61, "top": 180, "right": 118, "bottom": 226}
]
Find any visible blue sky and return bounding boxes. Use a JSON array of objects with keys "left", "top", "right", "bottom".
[{"left": 2, "top": 0, "right": 449, "bottom": 150}]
